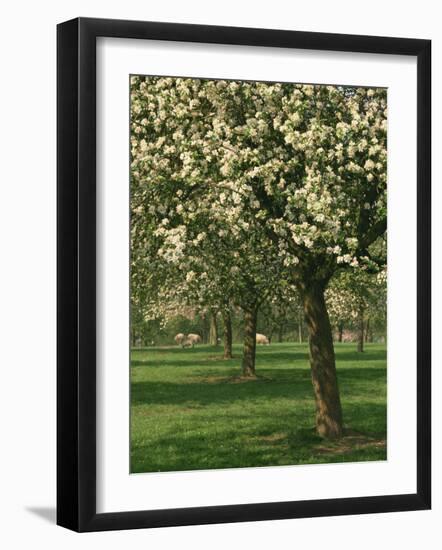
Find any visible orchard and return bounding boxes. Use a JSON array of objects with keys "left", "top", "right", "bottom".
[{"left": 130, "top": 76, "right": 387, "bottom": 442}]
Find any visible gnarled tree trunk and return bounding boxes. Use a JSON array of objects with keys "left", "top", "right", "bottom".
[
  {"left": 222, "top": 309, "right": 233, "bottom": 359},
  {"left": 241, "top": 307, "right": 257, "bottom": 377},
  {"left": 301, "top": 283, "right": 343, "bottom": 439},
  {"left": 209, "top": 310, "right": 218, "bottom": 346}
]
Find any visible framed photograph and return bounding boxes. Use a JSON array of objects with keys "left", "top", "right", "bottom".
[{"left": 57, "top": 17, "right": 431, "bottom": 532}]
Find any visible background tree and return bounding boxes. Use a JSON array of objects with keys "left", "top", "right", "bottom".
[
  {"left": 326, "top": 268, "right": 387, "bottom": 351},
  {"left": 130, "top": 77, "right": 286, "bottom": 376},
  {"left": 257, "top": 282, "right": 303, "bottom": 343}
]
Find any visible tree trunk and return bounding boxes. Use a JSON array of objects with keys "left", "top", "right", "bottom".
[
  {"left": 222, "top": 309, "right": 233, "bottom": 359},
  {"left": 201, "top": 313, "right": 209, "bottom": 343},
  {"left": 209, "top": 310, "right": 218, "bottom": 346},
  {"left": 357, "top": 306, "right": 364, "bottom": 353},
  {"left": 278, "top": 324, "right": 284, "bottom": 343},
  {"left": 241, "top": 307, "right": 258, "bottom": 377},
  {"left": 301, "top": 283, "right": 343, "bottom": 439},
  {"left": 365, "top": 318, "right": 370, "bottom": 343},
  {"left": 298, "top": 311, "right": 303, "bottom": 343},
  {"left": 338, "top": 322, "right": 344, "bottom": 343}
]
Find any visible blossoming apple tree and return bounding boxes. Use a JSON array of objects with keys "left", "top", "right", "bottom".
[{"left": 326, "top": 267, "right": 387, "bottom": 350}]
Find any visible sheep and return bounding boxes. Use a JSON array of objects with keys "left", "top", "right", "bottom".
[
  {"left": 256, "top": 333, "right": 270, "bottom": 345},
  {"left": 186, "top": 333, "right": 202, "bottom": 347},
  {"left": 181, "top": 338, "right": 193, "bottom": 348},
  {"left": 174, "top": 333, "right": 185, "bottom": 346},
  {"left": 176, "top": 333, "right": 201, "bottom": 348}
]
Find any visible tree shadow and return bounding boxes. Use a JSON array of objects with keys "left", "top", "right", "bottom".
[
  {"left": 131, "top": 350, "right": 310, "bottom": 369},
  {"left": 131, "top": 357, "right": 229, "bottom": 368},
  {"left": 335, "top": 351, "right": 387, "bottom": 362},
  {"left": 338, "top": 367, "right": 387, "bottom": 395},
  {"left": 131, "top": 431, "right": 280, "bottom": 472},
  {"left": 131, "top": 406, "right": 386, "bottom": 474},
  {"left": 131, "top": 366, "right": 385, "bottom": 408},
  {"left": 131, "top": 369, "right": 316, "bottom": 407}
]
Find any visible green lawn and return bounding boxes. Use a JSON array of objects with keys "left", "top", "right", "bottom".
[{"left": 130, "top": 342, "right": 387, "bottom": 473}]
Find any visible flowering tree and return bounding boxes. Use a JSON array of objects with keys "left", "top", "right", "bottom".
[
  {"left": 326, "top": 267, "right": 387, "bottom": 350},
  {"left": 130, "top": 76, "right": 387, "bottom": 438},
  {"left": 131, "top": 166, "right": 285, "bottom": 373},
  {"left": 131, "top": 77, "right": 291, "bottom": 375},
  {"left": 257, "top": 279, "right": 303, "bottom": 342}
]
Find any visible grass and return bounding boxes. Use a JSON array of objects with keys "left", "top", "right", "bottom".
[{"left": 130, "top": 342, "right": 387, "bottom": 473}]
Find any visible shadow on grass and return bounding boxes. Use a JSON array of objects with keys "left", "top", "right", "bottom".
[
  {"left": 334, "top": 351, "right": 387, "bottom": 362},
  {"left": 131, "top": 367, "right": 386, "bottom": 408},
  {"left": 131, "top": 432, "right": 284, "bottom": 472},
  {"left": 338, "top": 368, "right": 387, "bottom": 396},
  {"left": 131, "top": 346, "right": 385, "bottom": 369},
  {"left": 131, "top": 351, "right": 310, "bottom": 368},
  {"left": 131, "top": 358, "right": 231, "bottom": 368},
  {"left": 131, "top": 375, "right": 312, "bottom": 407},
  {"left": 131, "top": 417, "right": 386, "bottom": 473}
]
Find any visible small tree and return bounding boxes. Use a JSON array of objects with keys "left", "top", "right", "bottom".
[{"left": 327, "top": 268, "right": 387, "bottom": 351}]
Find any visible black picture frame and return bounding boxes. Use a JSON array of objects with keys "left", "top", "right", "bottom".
[{"left": 57, "top": 17, "right": 431, "bottom": 532}]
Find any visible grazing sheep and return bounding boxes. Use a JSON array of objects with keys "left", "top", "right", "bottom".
[
  {"left": 186, "top": 333, "right": 202, "bottom": 347},
  {"left": 174, "top": 333, "right": 185, "bottom": 346},
  {"left": 181, "top": 338, "right": 193, "bottom": 348},
  {"left": 256, "top": 333, "right": 270, "bottom": 345}
]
